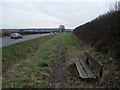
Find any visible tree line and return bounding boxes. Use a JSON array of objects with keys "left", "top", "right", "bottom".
[{"left": 73, "top": 1, "right": 120, "bottom": 59}]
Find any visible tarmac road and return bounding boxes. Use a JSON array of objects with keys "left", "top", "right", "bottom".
[{"left": 0, "top": 33, "right": 51, "bottom": 48}]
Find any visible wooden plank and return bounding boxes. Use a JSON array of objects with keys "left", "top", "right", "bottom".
[
  {"left": 84, "top": 50, "right": 103, "bottom": 71},
  {"left": 78, "top": 59, "right": 96, "bottom": 78},
  {"left": 74, "top": 58, "right": 88, "bottom": 79}
]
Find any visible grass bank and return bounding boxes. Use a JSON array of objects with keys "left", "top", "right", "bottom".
[
  {"left": 3, "top": 33, "right": 82, "bottom": 88},
  {"left": 3, "top": 33, "right": 119, "bottom": 88},
  {"left": 64, "top": 35, "right": 120, "bottom": 88},
  {"left": 3, "top": 34, "right": 62, "bottom": 88},
  {"left": 2, "top": 34, "right": 56, "bottom": 72}
]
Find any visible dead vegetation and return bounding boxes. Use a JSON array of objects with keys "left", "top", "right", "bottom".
[
  {"left": 65, "top": 44, "right": 120, "bottom": 88},
  {"left": 72, "top": 2, "right": 120, "bottom": 87},
  {"left": 73, "top": 1, "right": 120, "bottom": 59}
]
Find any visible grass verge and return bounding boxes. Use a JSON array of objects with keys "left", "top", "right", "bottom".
[
  {"left": 3, "top": 33, "right": 119, "bottom": 88},
  {"left": 2, "top": 35, "right": 56, "bottom": 72},
  {"left": 2, "top": 34, "right": 62, "bottom": 88},
  {"left": 3, "top": 33, "right": 81, "bottom": 88},
  {"left": 64, "top": 34, "right": 120, "bottom": 88}
]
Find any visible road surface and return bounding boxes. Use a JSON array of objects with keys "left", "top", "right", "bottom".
[{"left": 0, "top": 33, "right": 51, "bottom": 48}]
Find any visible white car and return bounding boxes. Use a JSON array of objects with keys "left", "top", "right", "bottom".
[{"left": 10, "top": 33, "right": 22, "bottom": 39}]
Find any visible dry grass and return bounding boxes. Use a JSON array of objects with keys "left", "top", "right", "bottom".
[{"left": 65, "top": 43, "right": 120, "bottom": 88}]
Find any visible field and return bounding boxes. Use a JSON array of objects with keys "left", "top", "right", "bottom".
[{"left": 2, "top": 33, "right": 120, "bottom": 88}]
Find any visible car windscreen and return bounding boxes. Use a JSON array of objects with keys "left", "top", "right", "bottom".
[{"left": 11, "top": 33, "right": 18, "bottom": 35}]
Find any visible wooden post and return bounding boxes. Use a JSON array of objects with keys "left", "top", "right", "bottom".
[
  {"left": 99, "top": 65, "right": 103, "bottom": 79},
  {"left": 85, "top": 58, "right": 89, "bottom": 65}
]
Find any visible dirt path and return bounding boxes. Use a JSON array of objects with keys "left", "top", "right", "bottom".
[{"left": 49, "top": 38, "right": 66, "bottom": 88}]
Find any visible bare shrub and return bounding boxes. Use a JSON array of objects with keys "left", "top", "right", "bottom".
[{"left": 73, "top": 1, "right": 120, "bottom": 59}]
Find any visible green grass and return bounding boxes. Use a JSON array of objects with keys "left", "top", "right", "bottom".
[
  {"left": 62, "top": 33, "right": 84, "bottom": 50},
  {"left": 2, "top": 35, "right": 56, "bottom": 72},
  {"left": 3, "top": 34, "right": 62, "bottom": 88},
  {"left": 2, "top": 33, "right": 83, "bottom": 88}
]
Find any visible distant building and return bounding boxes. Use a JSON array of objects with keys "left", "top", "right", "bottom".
[{"left": 59, "top": 25, "right": 65, "bottom": 32}]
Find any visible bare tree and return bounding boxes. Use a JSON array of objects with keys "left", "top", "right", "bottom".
[
  {"left": 109, "top": 1, "right": 120, "bottom": 11},
  {"left": 118, "top": 1, "right": 120, "bottom": 11}
]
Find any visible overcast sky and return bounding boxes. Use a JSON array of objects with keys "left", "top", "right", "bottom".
[{"left": 0, "top": 0, "right": 116, "bottom": 29}]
